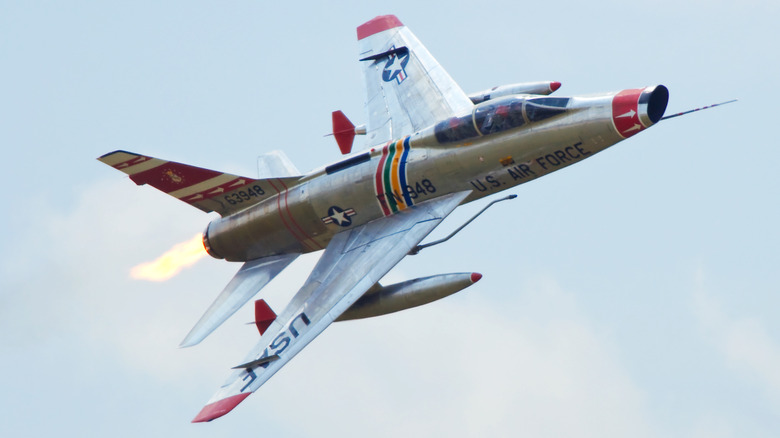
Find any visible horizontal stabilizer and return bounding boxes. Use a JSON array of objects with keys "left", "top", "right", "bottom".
[
  {"left": 180, "top": 253, "right": 299, "bottom": 347},
  {"left": 98, "top": 150, "right": 301, "bottom": 217}
]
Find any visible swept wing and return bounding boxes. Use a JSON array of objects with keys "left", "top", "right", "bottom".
[
  {"left": 192, "top": 190, "right": 471, "bottom": 422},
  {"left": 357, "top": 15, "right": 473, "bottom": 145},
  {"left": 180, "top": 253, "right": 299, "bottom": 348}
]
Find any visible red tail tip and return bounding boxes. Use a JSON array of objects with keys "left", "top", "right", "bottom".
[
  {"left": 357, "top": 15, "right": 404, "bottom": 40},
  {"left": 550, "top": 81, "right": 562, "bottom": 92},
  {"left": 470, "top": 273, "right": 483, "bottom": 283}
]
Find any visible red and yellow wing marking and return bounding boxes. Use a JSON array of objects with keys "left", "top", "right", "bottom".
[{"left": 98, "top": 150, "right": 295, "bottom": 217}]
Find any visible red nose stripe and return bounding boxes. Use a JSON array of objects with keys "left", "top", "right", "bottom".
[{"left": 612, "top": 88, "right": 645, "bottom": 139}]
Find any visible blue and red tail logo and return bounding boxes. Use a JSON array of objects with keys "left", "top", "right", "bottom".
[{"left": 382, "top": 47, "right": 409, "bottom": 84}]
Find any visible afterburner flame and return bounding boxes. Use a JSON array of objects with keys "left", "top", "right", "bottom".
[{"left": 131, "top": 233, "right": 206, "bottom": 281}]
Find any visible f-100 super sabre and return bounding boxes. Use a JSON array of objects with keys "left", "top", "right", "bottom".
[{"left": 98, "top": 15, "right": 731, "bottom": 422}]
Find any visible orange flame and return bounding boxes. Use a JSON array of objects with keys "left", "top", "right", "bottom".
[{"left": 130, "top": 233, "right": 206, "bottom": 281}]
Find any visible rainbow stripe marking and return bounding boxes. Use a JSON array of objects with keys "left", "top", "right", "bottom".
[{"left": 374, "top": 137, "right": 413, "bottom": 216}]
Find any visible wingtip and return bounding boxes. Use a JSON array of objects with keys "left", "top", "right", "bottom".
[
  {"left": 192, "top": 393, "right": 251, "bottom": 423},
  {"left": 97, "top": 149, "right": 136, "bottom": 162},
  {"left": 178, "top": 333, "right": 202, "bottom": 349}
]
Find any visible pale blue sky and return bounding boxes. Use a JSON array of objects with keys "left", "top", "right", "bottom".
[{"left": 1, "top": 1, "right": 778, "bottom": 437}]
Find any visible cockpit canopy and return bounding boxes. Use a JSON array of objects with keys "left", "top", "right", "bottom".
[{"left": 434, "top": 96, "right": 570, "bottom": 144}]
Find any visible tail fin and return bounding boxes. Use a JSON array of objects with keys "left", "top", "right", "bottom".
[
  {"left": 98, "top": 150, "right": 300, "bottom": 217},
  {"left": 357, "top": 15, "right": 473, "bottom": 144},
  {"left": 256, "top": 150, "right": 300, "bottom": 177}
]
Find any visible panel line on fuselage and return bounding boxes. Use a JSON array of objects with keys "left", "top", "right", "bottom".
[
  {"left": 267, "top": 178, "right": 321, "bottom": 251},
  {"left": 374, "top": 143, "right": 393, "bottom": 216}
]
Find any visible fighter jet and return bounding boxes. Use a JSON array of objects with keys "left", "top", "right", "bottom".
[{"left": 98, "top": 15, "right": 729, "bottom": 422}]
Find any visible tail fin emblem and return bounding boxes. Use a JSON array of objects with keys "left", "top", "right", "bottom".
[{"left": 382, "top": 46, "right": 409, "bottom": 84}]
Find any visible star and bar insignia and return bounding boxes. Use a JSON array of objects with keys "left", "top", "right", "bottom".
[{"left": 321, "top": 206, "right": 357, "bottom": 227}]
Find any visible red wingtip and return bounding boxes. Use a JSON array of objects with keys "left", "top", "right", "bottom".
[
  {"left": 470, "top": 273, "right": 483, "bottom": 283},
  {"left": 332, "top": 110, "right": 356, "bottom": 155},
  {"left": 357, "top": 15, "right": 403, "bottom": 40},
  {"left": 192, "top": 393, "right": 251, "bottom": 423},
  {"left": 550, "top": 81, "right": 562, "bottom": 92}
]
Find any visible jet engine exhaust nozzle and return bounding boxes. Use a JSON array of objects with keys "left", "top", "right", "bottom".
[{"left": 202, "top": 224, "right": 224, "bottom": 260}]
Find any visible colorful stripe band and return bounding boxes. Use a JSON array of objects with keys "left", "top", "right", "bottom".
[{"left": 374, "top": 137, "right": 414, "bottom": 216}]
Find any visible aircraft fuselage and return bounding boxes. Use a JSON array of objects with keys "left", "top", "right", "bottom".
[{"left": 204, "top": 86, "right": 668, "bottom": 262}]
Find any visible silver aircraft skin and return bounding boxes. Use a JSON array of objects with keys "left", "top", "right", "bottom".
[{"left": 99, "top": 15, "right": 672, "bottom": 422}]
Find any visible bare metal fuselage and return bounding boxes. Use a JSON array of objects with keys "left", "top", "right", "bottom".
[{"left": 204, "top": 86, "right": 668, "bottom": 262}]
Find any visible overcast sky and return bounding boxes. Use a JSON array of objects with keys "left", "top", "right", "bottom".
[{"left": 2, "top": 1, "right": 779, "bottom": 437}]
